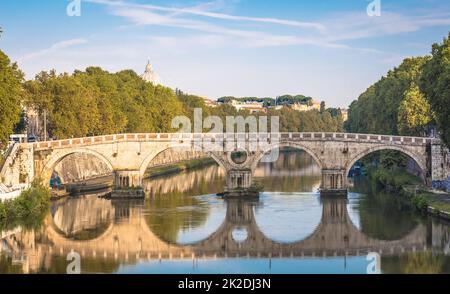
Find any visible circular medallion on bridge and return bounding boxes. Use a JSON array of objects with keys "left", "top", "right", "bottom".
[
  {"left": 230, "top": 150, "right": 248, "bottom": 165},
  {"left": 232, "top": 227, "right": 248, "bottom": 243}
]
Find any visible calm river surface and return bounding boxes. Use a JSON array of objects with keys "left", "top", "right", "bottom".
[{"left": 1, "top": 150, "right": 449, "bottom": 274}]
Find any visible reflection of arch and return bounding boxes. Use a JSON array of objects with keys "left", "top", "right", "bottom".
[
  {"left": 252, "top": 142, "right": 323, "bottom": 171},
  {"left": 138, "top": 143, "right": 226, "bottom": 178},
  {"left": 41, "top": 197, "right": 427, "bottom": 257},
  {"left": 46, "top": 213, "right": 116, "bottom": 244},
  {"left": 253, "top": 194, "right": 322, "bottom": 243},
  {"left": 50, "top": 196, "right": 115, "bottom": 241},
  {"left": 41, "top": 149, "right": 114, "bottom": 185},
  {"left": 144, "top": 195, "right": 227, "bottom": 246},
  {"left": 345, "top": 145, "right": 426, "bottom": 181}
]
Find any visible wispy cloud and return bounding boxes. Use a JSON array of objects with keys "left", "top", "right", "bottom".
[
  {"left": 17, "top": 38, "right": 88, "bottom": 62},
  {"left": 88, "top": 0, "right": 450, "bottom": 52},
  {"left": 86, "top": 0, "right": 353, "bottom": 49},
  {"left": 86, "top": 0, "right": 326, "bottom": 31},
  {"left": 324, "top": 11, "right": 450, "bottom": 42}
]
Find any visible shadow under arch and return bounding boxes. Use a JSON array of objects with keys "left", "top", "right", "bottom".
[
  {"left": 345, "top": 145, "right": 427, "bottom": 182},
  {"left": 40, "top": 148, "right": 114, "bottom": 186}
]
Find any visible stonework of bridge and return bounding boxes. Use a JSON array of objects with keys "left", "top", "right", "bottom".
[
  {"left": 0, "top": 132, "right": 448, "bottom": 195},
  {"left": 1, "top": 197, "right": 435, "bottom": 273}
]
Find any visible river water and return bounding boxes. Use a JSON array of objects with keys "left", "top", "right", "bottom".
[{"left": 1, "top": 150, "right": 449, "bottom": 274}]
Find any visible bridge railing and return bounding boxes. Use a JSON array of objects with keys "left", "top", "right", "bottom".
[{"left": 29, "top": 132, "right": 435, "bottom": 150}]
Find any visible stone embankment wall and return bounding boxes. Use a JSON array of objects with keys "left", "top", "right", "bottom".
[
  {"left": 54, "top": 150, "right": 208, "bottom": 183},
  {"left": 54, "top": 153, "right": 112, "bottom": 183},
  {"left": 146, "top": 150, "right": 206, "bottom": 168},
  {"left": 431, "top": 144, "right": 450, "bottom": 192}
]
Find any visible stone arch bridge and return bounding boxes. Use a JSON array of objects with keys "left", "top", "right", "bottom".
[{"left": 1, "top": 132, "right": 448, "bottom": 195}]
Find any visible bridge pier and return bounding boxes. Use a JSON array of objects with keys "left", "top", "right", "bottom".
[
  {"left": 224, "top": 169, "right": 259, "bottom": 198},
  {"left": 320, "top": 169, "right": 347, "bottom": 196},
  {"left": 111, "top": 170, "right": 144, "bottom": 199},
  {"left": 113, "top": 170, "right": 142, "bottom": 189}
]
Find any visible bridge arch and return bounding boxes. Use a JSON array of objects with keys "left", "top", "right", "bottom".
[
  {"left": 345, "top": 145, "right": 427, "bottom": 182},
  {"left": 40, "top": 148, "right": 114, "bottom": 186},
  {"left": 138, "top": 143, "right": 227, "bottom": 179},
  {"left": 251, "top": 142, "right": 324, "bottom": 171}
]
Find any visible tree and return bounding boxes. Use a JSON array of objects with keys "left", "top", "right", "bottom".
[
  {"left": 24, "top": 67, "right": 185, "bottom": 139},
  {"left": 320, "top": 101, "right": 326, "bottom": 113},
  {"left": 420, "top": 33, "right": 450, "bottom": 147},
  {"left": 346, "top": 56, "right": 430, "bottom": 136},
  {"left": 0, "top": 50, "right": 23, "bottom": 147},
  {"left": 397, "top": 85, "right": 432, "bottom": 136}
]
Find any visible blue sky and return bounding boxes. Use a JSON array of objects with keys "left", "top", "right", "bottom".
[{"left": 0, "top": 0, "right": 449, "bottom": 107}]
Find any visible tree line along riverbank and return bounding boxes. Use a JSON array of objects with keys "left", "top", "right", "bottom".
[{"left": 367, "top": 167, "right": 450, "bottom": 221}]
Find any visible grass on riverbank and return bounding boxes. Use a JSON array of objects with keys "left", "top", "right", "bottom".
[
  {"left": 367, "top": 167, "right": 450, "bottom": 214},
  {"left": 145, "top": 158, "right": 217, "bottom": 179},
  {"left": 0, "top": 181, "right": 51, "bottom": 230},
  {"left": 369, "top": 167, "right": 422, "bottom": 190}
]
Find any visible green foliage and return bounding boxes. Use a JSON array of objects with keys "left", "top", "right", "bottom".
[
  {"left": 0, "top": 50, "right": 24, "bottom": 146},
  {"left": 218, "top": 96, "right": 276, "bottom": 107},
  {"left": 411, "top": 194, "right": 429, "bottom": 211},
  {"left": 420, "top": 33, "right": 450, "bottom": 147},
  {"left": 276, "top": 94, "right": 312, "bottom": 106},
  {"left": 0, "top": 181, "right": 51, "bottom": 231},
  {"left": 145, "top": 192, "right": 209, "bottom": 243},
  {"left": 397, "top": 85, "right": 432, "bottom": 135},
  {"left": 217, "top": 94, "right": 312, "bottom": 107},
  {"left": 24, "top": 67, "right": 184, "bottom": 139},
  {"left": 353, "top": 178, "right": 420, "bottom": 241},
  {"left": 369, "top": 167, "right": 422, "bottom": 191},
  {"left": 261, "top": 107, "right": 343, "bottom": 132},
  {"left": 345, "top": 56, "right": 431, "bottom": 136},
  {"left": 379, "top": 150, "right": 408, "bottom": 170}
]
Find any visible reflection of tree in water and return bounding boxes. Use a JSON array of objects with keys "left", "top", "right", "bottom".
[
  {"left": 145, "top": 191, "right": 210, "bottom": 244},
  {"left": 352, "top": 178, "right": 421, "bottom": 240},
  {"left": 382, "top": 253, "right": 450, "bottom": 274},
  {"left": 0, "top": 254, "right": 23, "bottom": 274},
  {"left": 254, "top": 149, "right": 321, "bottom": 192},
  {"left": 36, "top": 255, "right": 121, "bottom": 274},
  {"left": 145, "top": 171, "right": 217, "bottom": 243},
  {"left": 144, "top": 165, "right": 224, "bottom": 197}
]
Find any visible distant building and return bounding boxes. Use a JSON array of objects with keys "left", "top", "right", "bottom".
[
  {"left": 268, "top": 105, "right": 284, "bottom": 111},
  {"left": 340, "top": 109, "right": 348, "bottom": 122},
  {"left": 141, "top": 61, "right": 161, "bottom": 86},
  {"left": 289, "top": 100, "right": 321, "bottom": 112},
  {"left": 230, "top": 100, "right": 266, "bottom": 113},
  {"left": 200, "top": 96, "right": 218, "bottom": 108}
]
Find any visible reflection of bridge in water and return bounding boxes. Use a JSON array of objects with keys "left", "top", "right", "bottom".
[{"left": 3, "top": 196, "right": 446, "bottom": 273}]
